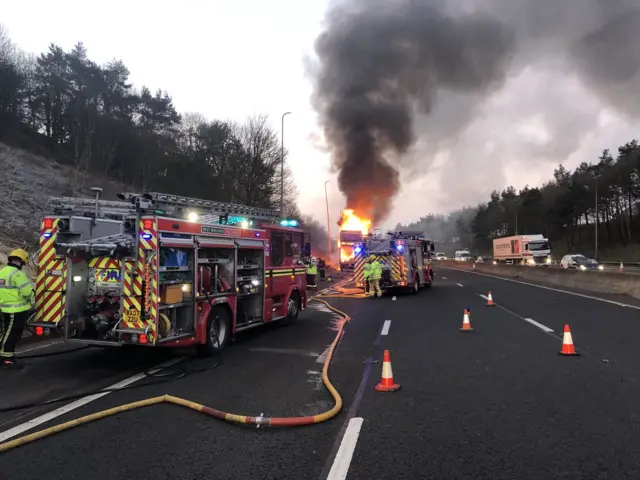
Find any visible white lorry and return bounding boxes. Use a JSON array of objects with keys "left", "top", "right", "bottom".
[{"left": 493, "top": 234, "right": 551, "bottom": 265}]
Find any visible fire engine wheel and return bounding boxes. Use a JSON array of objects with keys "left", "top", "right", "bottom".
[
  {"left": 280, "top": 292, "right": 300, "bottom": 326},
  {"left": 198, "top": 306, "right": 231, "bottom": 356}
]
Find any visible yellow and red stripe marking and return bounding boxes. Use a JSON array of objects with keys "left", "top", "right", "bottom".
[
  {"left": 88, "top": 257, "right": 122, "bottom": 269},
  {"left": 120, "top": 218, "right": 159, "bottom": 343},
  {"left": 354, "top": 255, "right": 365, "bottom": 286},
  {"left": 122, "top": 259, "right": 143, "bottom": 329},
  {"left": 35, "top": 218, "right": 66, "bottom": 324},
  {"left": 392, "top": 256, "right": 405, "bottom": 281}
]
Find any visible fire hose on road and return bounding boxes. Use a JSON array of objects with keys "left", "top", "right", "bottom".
[{"left": 0, "top": 297, "right": 352, "bottom": 453}]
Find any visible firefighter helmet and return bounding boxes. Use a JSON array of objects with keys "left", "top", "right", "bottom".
[{"left": 8, "top": 248, "right": 29, "bottom": 264}]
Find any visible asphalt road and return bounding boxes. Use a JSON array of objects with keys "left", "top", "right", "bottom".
[{"left": 2, "top": 269, "right": 640, "bottom": 479}]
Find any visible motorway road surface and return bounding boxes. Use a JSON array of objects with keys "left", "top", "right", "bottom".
[{"left": 2, "top": 269, "right": 640, "bottom": 479}]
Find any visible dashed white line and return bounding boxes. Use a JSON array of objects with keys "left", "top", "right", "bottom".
[
  {"left": 0, "top": 356, "right": 185, "bottom": 442},
  {"left": 441, "top": 276, "right": 447, "bottom": 280},
  {"left": 327, "top": 417, "right": 364, "bottom": 480},
  {"left": 456, "top": 283, "right": 464, "bottom": 287},
  {"left": 381, "top": 320, "right": 391, "bottom": 336},
  {"left": 523, "top": 317, "right": 554, "bottom": 333},
  {"left": 475, "top": 293, "right": 555, "bottom": 334},
  {"left": 392, "top": 296, "right": 397, "bottom": 301}
]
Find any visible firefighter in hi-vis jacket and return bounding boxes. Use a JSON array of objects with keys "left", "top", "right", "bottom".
[{"left": 0, "top": 248, "right": 34, "bottom": 369}]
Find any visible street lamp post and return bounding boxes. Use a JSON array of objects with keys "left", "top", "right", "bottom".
[
  {"left": 324, "top": 181, "right": 331, "bottom": 260},
  {"left": 280, "top": 111, "right": 292, "bottom": 217},
  {"left": 595, "top": 182, "right": 598, "bottom": 260}
]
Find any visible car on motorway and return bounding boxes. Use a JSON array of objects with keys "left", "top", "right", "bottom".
[
  {"left": 560, "top": 254, "right": 603, "bottom": 271},
  {"left": 434, "top": 252, "right": 448, "bottom": 260},
  {"left": 475, "top": 256, "right": 493, "bottom": 263},
  {"left": 454, "top": 250, "right": 472, "bottom": 261}
]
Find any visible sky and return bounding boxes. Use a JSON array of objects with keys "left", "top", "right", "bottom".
[{"left": 3, "top": 0, "right": 640, "bottom": 232}]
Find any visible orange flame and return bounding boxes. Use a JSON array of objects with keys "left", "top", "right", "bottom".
[
  {"left": 339, "top": 209, "right": 371, "bottom": 263},
  {"left": 339, "top": 209, "right": 372, "bottom": 235},
  {"left": 340, "top": 244, "right": 354, "bottom": 263}
]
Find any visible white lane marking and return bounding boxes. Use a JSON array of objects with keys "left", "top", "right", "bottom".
[
  {"left": 381, "top": 320, "right": 391, "bottom": 336},
  {"left": 327, "top": 417, "right": 364, "bottom": 480},
  {"left": 475, "top": 293, "right": 556, "bottom": 335},
  {"left": 524, "top": 317, "right": 554, "bottom": 333},
  {"left": 441, "top": 276, "right": 447, "bottom": 280},
  {"left": 0, "top": 356, "right": 185, "bottom": 443},
  {"left": 392, "top": 296, "right": 397, "bottom": 301},
  {"left": 17, "top": 340, "right": 65, "bottom": 354},
  {"left": 441, "top": 267, "right": 640, "bottom": 310},
  {"left": 457, "top": 283, "right": 464, "bottom": 287}
]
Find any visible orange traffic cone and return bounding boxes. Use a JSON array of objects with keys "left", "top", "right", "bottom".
[
  {"left": 559, "top": 324, "right": 579, "bottom": 356},
  {"left": 486, "top": 291, "right": 495, "bottom": 306},
  {"left": 460, "top": 308, "right": 474, "bottom": 332},
  {"left": 375, "top": 349, "right": 401, "bottom": 392}
]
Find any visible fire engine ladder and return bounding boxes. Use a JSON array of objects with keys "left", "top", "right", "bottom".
[
  {"left": 390, "top": 230, "right": 425, "bottom": 240},
  {"left": 54, "top": 233, "right": 136, "bottom": 254},
  {"left": 47, "top": 196, "right": 137, "bottom": 219},
  {"left": 143, "top": 192, "right": 280, "bottom": 221}
]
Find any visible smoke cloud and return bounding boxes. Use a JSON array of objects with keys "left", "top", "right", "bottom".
[{"left": 310, "top": 0, "right": 640, "bottom": 223}]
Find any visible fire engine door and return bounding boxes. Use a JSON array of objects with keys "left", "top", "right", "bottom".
[{"left": 411, "top": 248, "right": 424, "bottom": 283}]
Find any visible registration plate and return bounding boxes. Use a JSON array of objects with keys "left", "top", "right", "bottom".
[{"left": 124, "top": 310, "right": 141, "bottom": 322}]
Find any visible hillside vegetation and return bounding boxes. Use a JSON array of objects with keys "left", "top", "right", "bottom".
[
  {"left": 398, "top": 143, "right": 640, "bottom": 261},
  {"left": 0, "top": 25, "right": 334, "bottom": 257}
]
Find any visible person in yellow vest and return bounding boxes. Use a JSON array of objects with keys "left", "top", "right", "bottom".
[
  {"left": 368, "top": 255, "right": 382, "bottom": 298},
  {"left": 0, "top": 248, "right": 34, "bottom": 369},
  {"left": 306, "top": 261, "right": 318, "bottom": 289},
  {"left": 362, "top": 256, "right": 372, "bottom": 296}
]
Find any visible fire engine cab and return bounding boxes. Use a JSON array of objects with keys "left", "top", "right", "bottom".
[
  {"left": 353, "top": 231, "right": 435, "bottom": 294},
  {"left": 30, "top": 189, "right": 310, "bottom": 355}
]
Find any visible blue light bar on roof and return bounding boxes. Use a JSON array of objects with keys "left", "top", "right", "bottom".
[{"left": 280, "top": 219, "right": 299, "bottom": 227}]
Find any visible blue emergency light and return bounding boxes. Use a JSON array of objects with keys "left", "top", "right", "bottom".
[
  {"left": 280, "top": 219, "right": 299, "bottom": 227},
  {"left": 354, "top": 245, "right": 362, "bottom": 254}
]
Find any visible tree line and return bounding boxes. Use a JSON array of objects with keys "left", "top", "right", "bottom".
[
  {"left": 0, "top": 26, "right": 301, "bottom": 221},
  {"left": 398, "top": 141, "right": 640, "bottom": 261}
]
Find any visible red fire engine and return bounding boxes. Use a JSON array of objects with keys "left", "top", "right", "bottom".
[{"left": 30, "top": 189, "right": 310, "bottom": 355}]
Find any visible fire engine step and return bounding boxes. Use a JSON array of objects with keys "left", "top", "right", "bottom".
[
  {"left": 157, "top": 333, "right": 194, "bottom": 344},
  {"left": 235, "top": 321, "right": 265, "bottom": 333}
]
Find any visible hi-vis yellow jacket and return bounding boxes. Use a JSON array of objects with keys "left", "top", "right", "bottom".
[{"left": 0, "top": 265, "right": 34, "bottom": 313}]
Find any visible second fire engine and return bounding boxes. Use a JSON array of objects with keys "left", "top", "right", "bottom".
[{"left": 353, "top": 230, "right": 435, "bottom": 294}]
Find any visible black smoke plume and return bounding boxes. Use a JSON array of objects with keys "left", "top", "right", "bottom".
[{"left": 311, "top": 0, "right": 640, "bottom": 222}]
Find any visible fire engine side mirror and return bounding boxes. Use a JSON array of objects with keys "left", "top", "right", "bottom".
[{"left": 303, "top": 243, "right": 311, "bottom": 257}]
